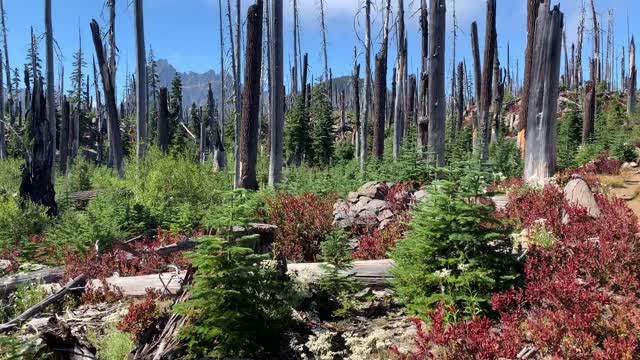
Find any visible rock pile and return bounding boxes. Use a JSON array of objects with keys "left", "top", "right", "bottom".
[{"left": 333, "top": 181, "right": 427, "bottom": 231}]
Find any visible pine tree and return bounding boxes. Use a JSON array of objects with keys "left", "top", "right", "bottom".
[
  {"left": 309, "top": 83, "right": 334, "bottom": 166},
  {"left": 169, "top": 73, "right": 183, "bottom": 144},
  {"left": 190, "top": 102, "right": 201, "bottom": 140},
  {"left": 11, "top": 67, "right": 19, "bottom": 105},
  {"left": 285, "top": 95, "right": 310, "bottom": 165},
  {"left": 147, "top": 46, "right": 159, "bottom": 109},
  {"left": 69, "top": 45, "right": 86, "bottom": 109},
  {"left": 25, "top": 28, "right": 42, "bottom": 86}
]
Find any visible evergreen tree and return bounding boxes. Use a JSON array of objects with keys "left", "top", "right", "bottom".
[
  {"left": 190, "top": 102, "right": 200, "bottom": 140},
  {"left": 285, "top": 95, "right": 310, "bottom": 165},
  {"left": 25, "top": 29, "right": 42, "bottom": 85},
  {"left": 147, "top": 46, "right": 159, "bottom": 109},
  {"left": 169, "top": 73, "right": 183, "bottom": 142},
  {"left": 309, "top": 83, "right": 335, "bottom": 166},
  {"left": 11, "top": 67, "right": 20, "bottom": 103},
  {"left": 557, "top": 104, "right": 582, "bottom": 169},
  {"left": 69, "top": 45, "right": 86, "bottom": 110}
]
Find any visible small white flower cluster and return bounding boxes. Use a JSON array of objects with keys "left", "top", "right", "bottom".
[
  {"left": 303, "top": 330, "right": 348, "bottom": 360},
  {"left": 434, "top": 268, "right": 451, "bottom": 278}
]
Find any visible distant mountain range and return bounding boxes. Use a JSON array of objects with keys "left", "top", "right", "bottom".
[{"left": 156, "top": 58, "right": 232, "bottom": 108}]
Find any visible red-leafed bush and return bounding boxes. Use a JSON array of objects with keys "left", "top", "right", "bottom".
[
  {"left": 0, "top": 248, "right": 19, "bottom": 275},
  {"left": 265, "top": 192, "right": 337, "bottom": 262},
  {"left": 117, "top": 288, "right": 162, "bottom": 340},
  {"left": 398, "top": 185, "right": 640, "bottom": 359},
  {"left": 353, "top": 220, "right": 408, "bottom": 260},
  {"left": 81, "top": 280, "right": 124, "bottom": 304},
  {"left": 497, "top": 184, "right": 566, "bottom": 233},
  {"left": 585, "top": 152, "right": 623, "bottom": 175}
]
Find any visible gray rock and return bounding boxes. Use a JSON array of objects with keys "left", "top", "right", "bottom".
[
  {"left": 358, "top": 181, "right": 386, "bottom": 200},
  {"left": 347, "top": 191, "right": 360, "bottom": 202},
  {"left": 377, "top": 209, "right": 394, "bottom": 221},
  {"left": 414, "top": 189, "right": 428, "bottom": 202},
  {"left": 379, "top": 218, "right": 393, "bottom": 230},
  {"left": 563, "top": 176, "right": 601, "bottom": 218},
  {"left": 360, "top": 199, "right": 387, "bottom": 214}
]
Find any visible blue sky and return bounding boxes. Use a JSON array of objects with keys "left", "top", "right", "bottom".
[{"left": 3, "top": 0, "right": 638, "bottom": 97}]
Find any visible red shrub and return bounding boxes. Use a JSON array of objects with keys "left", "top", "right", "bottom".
[
  {"left": 353, "top": 220, "right": 408, "bottom": 260},
  {"left": 265, "top": 192, "right": 337, "bottom": 262},
  {"left": 81, "top": 281, "right": 124, "bottom": 304},
  {"left": 0, "top": 248, "right": 19, "bottom": 275},
  {"left": 398, "top": 182, "right": 640, "bottom": 358},
  {"left": 117, "top": 288, "right": 162, "bottom": 340},
  {"left": 497, "top": 184, "right": 566, "bottom": 233}
]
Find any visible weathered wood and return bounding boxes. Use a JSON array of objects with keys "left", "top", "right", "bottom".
[
  {"left": 217, "top": 0, "right": 227, "bottom": 170},
  {"left": 518, "top": 0, "right": 542, "bottom": 139},
  {"left": 360, "top": 0, "right": 372, "bottom": 171},
  {"left": 239, "top": 0, "right": 263, "bottom": 190},
  {"left": 479, "top": 0, "right": 496, "bottom": 160},
  {"left": 589, "top": 0, "right": 600, "bottom": 82},
  {"left": 575, "top": 6, "right": 584, "bottom": 88},
  {"left": 93, "top": 57, "right": 105, "bottom": 165},
  {"left": 470, "top": 22, "right": 481, "bottom": 151},
  {"left": 0, "top": 266, "right": 65, "bottom": 294},
  {"left": 289, "top": 259, "right": 394, "bottom": 287},
  {"left": 353, "top": 51, "right": 361, "bottom": 154},
  {"left": 628, "top": 37, "right": 636, "bottom": 115},
  {"left": 372, "top": 2, "right": 390, "bottom": 163},
  {"left": 59, "top": 98, "right": 70, "bottom": 174},
  {"left": 20, "top": 76, "right": 57, "bottom": 215},
  {"left": 491, "top": 51, "right": 504, "bottom": 144},
  {"left": 158, "top": 87, "right": 169, "bottom": 153},
  {"left": 45, "top": 0, "right": 55, "bottom": 167},
  {"left": 427, "top": 0, "right": 446, "bottom": 166},
  {"left": 268, "top": 0, "right": 284, "bottom": 187},
  {"left": 90, "top": 19, "right": 124, "bottom": 178},
  {"left": 134, "top": 0, "right": 148, "bottom": 161},
  {"left": 583, "top": 60, "right": 596, "bottom": 144},
  {"left": 0, "top": 274, "right": 86, "bottom": 333},
  {"left": 456, "top": 62, "right": 464, "bottom": 131},
  {"left": 524, "top": 3, "right": 563, "bottom": 185}
]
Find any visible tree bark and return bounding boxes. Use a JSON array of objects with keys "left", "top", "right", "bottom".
[
  {"left": 479, "top": 0, "right": 496, "bottom": 160},
  {"left": 353, "top": 52, "right": 361, "bottom": 154},
  {"left": 393, "top": 0, "right": 406, "bottom": 162},
  {"left": 45, "top": 0, "right": 55, "bottom": 169},
  {"left": 456, "top": 62, "right": 464, "bottom": 131},
  {"left": 158, "top": 87, "right": 169, "bottom": 153},
  {"left": 372, "top": 0, "right": 391, "bottom": 161},
  {"left": 427, "top": 0, "right": 446, "bottom": 166},
  {"left": 590, "top": 0, "right": 600, "bottom": 83},
  {"left": 470, "top": 22, "right": 481, "bottom": 151},
  {"left": 524, "top": 3, "right": 563, "bottom": 185},
  {"left": 518, "top": 0, "right": 542, "bottom": 152},
  {"left": 575, "top": 6, "right": 584, "bottom": 89},
  {"left": 217, "top": 0, "right": 227, "bottom": 170},
  {"left": 319, "top": 0, "right": 329, "bottom": 82},
  {"left": 491, "top": 52, "right": 504, "bottom": 144},
  {"left": 239, "top": 1, "right": 263, "bottom": 190},
  {"left": 360, "top": 0, "right": 372, "bottom": 170},
  {"left": 227, "top": 0, "right": 241, "bottom": 189},
  {"left": 628, "top": 37, "right": 636, "bottom": 116},
  {"left": 0, "top": 0, "right": 12, "bottom": 126},
  {"left": 268, "top": 0, "right": 284, "bottom": 188},
  {"left": 583, "top": 60, "right": 596, "bottom": 144},
  {"left": 59, "top": 97, "right": 69, "bottom": 173},
  {"left": 134, "top": 0, "right": 147, "bottom": 161},
  {"left": 90, "top": 20, "right": 124, "bottom": 178},
  {"left": 20, "top": 77, "right": 57, "bottom": 215},
  {"left": 93, "top": 57, "right": 104, "bottom": 166}
]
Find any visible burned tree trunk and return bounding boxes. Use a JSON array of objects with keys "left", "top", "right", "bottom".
[
  {"left": 340, "top": 90, "right": 346, "bottom": 130},
  {"left": 519, "top": 0, "right": 542, "bottom": 152},
  {"left": 0, "top": 48, "right": 4, "bottom": 160},
  {"left": 59, "top": 98, "right": 69, "bottom": 174},
  {"left": 134, "top": 0, "right": 147, "bottom": 161},
  {"left": 491, "top": 53, "right": 504, "bottom": 144},
  {"left": 393, "top": 0, "right": 406, "bottom": 162},
  {"left": 417, "top": 72, "right": 429, "bottom": 153},
  {"left": 360, "top": 0, "right": 372, "bottom": 170},
  {"left": 158, "top": 87, "right": 169, "bottom": 153},
  {"left": 590, "top": 0, "right": 600, "bottom": 82},
  {"left": 0, "top": 0, "right": 13, "bottom": 126},
  {"left": 269, "top": 0, "right": 284, "bottom": 188},
  {"left": 524, "top": 3, "right": 563, "bottom": 185},
  {"left": 301, "top": 53, "right": 308, "bottom": 110},
  {"left": 575, "top": 6, "right": 585, "bottom": 88},
  {"left": 239, "top": 1, "right": 263, "bottom": 190},
  {"left": 353, "top": 49, "right": 361, "bottom": 155},
  {"left": 389, "top": 67, "right": 396, "bottom": 130},
  {"left": 427, "top": 0, "right": 446, "bottom": 166},
  {"left": 20, "top": 78, "right": 57, "bottom": 215},
  {"left": 93, "top": 57, "right": 104, "bottom": 165},
  {"left": 90, "top": 20, "right": 124, "bottom": 178},
  {"left": 372, "top": 0, "right": 391, "bottom": 161},
  {"left": 583, "top": 60, "right": 596, "bottom": 144},
  {"left": 470, "top": 22, "right": 481, "bottom": 152},
  {"left": 456, "top": 62, "right": 464, "bottom": 131},
  {"left": 479, "top": 0, "right": 496, "bottom": 160},
  {"left": 217, "top": 0, "right": 227, "bottom": 170},
  {"left": 628, "top": 37, "right": 636, "bottom": 116},
  {"left": 45, "top": 0, "right": 55, "bottom": 168}
]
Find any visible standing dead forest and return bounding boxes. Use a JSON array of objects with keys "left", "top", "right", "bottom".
[{"left": 3, "top": 0, "right": 640, "bottom": 358}]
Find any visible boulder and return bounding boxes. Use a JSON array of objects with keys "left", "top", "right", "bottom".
[
  {"left": 360, "top": 199, "right": 387, "bottom": 214},
  {"left": 413, "top": 189, "right": 428, "bottom": 202},
  {"left": 357, "top": 181, "right": 386, "bottom": 200},
  {"left": 563, "top": 176, "right": 601, "bottom": 218},
  {"left": 377, "top": 209, "right": 394, "bottom": 222}
]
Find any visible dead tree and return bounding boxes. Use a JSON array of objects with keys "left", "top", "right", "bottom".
[
  {"left": 269, "top": 0, "right": 284, "bottom": 187},
  {"left": 158, "top": 87, "right": 169, "bottom": 153},
  {"left": 622, "top": 46, "right": 626, "bottom": 93},
  {"left": 575, "top": 5, "right": 585, "bottom": 88},
  {"left": 563, "top": 31, "right": 570, "bottom": 89},
  {"left": 217, "top": 0, "right": 227, "bottom": 170},
  {"left": 470, "top": 22, "right": 481, "bottom": 151},
  {"left": 134, "top": 0, "right": 147, "bottom": 161},
  {"left": 319, "top": 0, "right": 329, "bottom": 82},
  {"left": 59, "top": 97, "right": 69, "bottom": 173},
  {"left": 479, "top": 0, "right": 496, "bottom": 160},
  {"left": 389, "top": 67, "right": 396, "bottom": 130},
  {"left": 340, "top": 90, "right": 346, "bottom": 130},
  {"left": 393, "top": 0, "right": 406, "bottom": 161},
  {"left": 456, "top": 62, "right": 464, "bottom": 131},
  {"left": 583, "top": 60, "right": 596, "bottom": 144},
  {"left": 301, "top": 53, "right": 308, "bottom": 108},
  {"left": 45, "top": 0, "right": 55, "bottom": 167},
  {"left": 524, "top": 3, "right": 563, "bottom": 185},
  {"left": 292, "top": 0, "right": 299, "bottom": 94},
  {"left": 427, "top": 0, "right": 446, "bottom": 166},
  {"left": 491, "top": 51, "right": 504, "bottom": 144},
  {"left": 519, "top": 0, "right": 542, "bottom": 152},
  {"left": 372, "top": 0, "right": 391, "bottom": 160},
  {"left": 239, "top": 0, "right": 263, "bottom": 190},
  {"left": 93, "top": 57, "right": 104, "bottom": 165},
  {"left": 0, "top": 0, "right": 12, "bottom": 125},
  {"left": 590, "top": 0, "right": 599, "bottom": 82},
  {"left": 0, "top": 47, "right": 4, "bottom": 160},
  {"left": 361, "top": 0, "right": 372, "bottom": 170},
  {"left": 417, "top": 0, "right": 429, "bottom": 154},
  {"left": 90, "top": 20, "right": 124, "bottom": 178},
  {"left": 227, "top": 0, "right": 241, "bottom": 188},
  {"left": 20, "top": 77, "right": 56, "bottom": 215},
  {"left": 628, "top": 37, "right": 636, "bottom": 116},
  {"left": 353, "top": 51, "right": 361, "bottom": 155}
]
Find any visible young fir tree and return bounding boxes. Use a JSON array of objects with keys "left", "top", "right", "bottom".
[
  {"left": 69, "top": 45, "right": 86, "bottom": 109},
  {"left": 11, "top": 68, "right": 20, "bottom": 107},
  {"left": 190, "top": 102, "right": 201, "bottom": 140},
  {"left": 391, "top": 163, "right": 521, "bottom": 318},
  {"left": 169, "top": 73, "right": 183, "bottom": 141},
  {"left": 284, "top": 95, "right": 310, "bottom": 165},
  {"left": 25, "top": 30, "right": 42, "bottom": 86},
  {"left": 147, "top": 46, "right": 159, "bottom": 109},
  {"left": 309, "top": 83, "right": 335, "bottom": 166},
  {"left": 557, "top": 104, "right": 582, "bottom": 169},
  {"left": 176, "top": 190, "right": 299, "bottom": 359}
]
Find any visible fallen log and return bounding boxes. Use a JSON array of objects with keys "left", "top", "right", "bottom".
[
  {"left": 0, "top": 273, "right": 86, "bottom": 333},
  {"left": 0, "top": 266, "right": 64, "bottom": 294},
  {"left": 288, "top": 259, "right": 394, "bottom": 287},
  {"left": 92, "top": 271, "right": 187, "bottom": 297}
]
